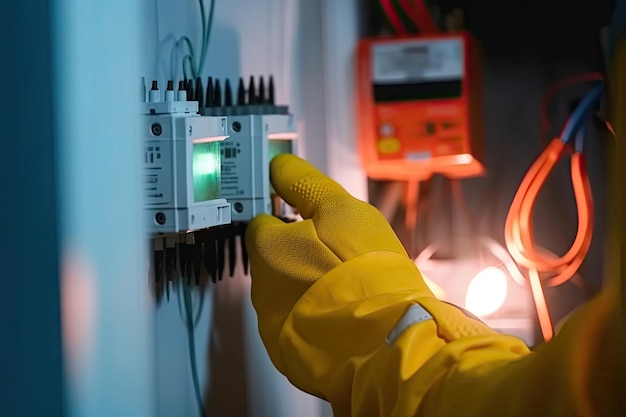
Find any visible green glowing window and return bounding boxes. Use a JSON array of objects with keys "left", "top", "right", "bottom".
[
  {"left": 192, "top": 141, "right": 221, "bottom": 202},
  {"left": 269, "top": 140, "right": 293, "bottom": 193},
  {"left": 269, "top": 140, "right": 293, "bottom": 162}
]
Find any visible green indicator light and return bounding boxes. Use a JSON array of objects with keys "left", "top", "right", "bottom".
[
  {"left": 269, "top": 140, "right": 293, "bottom": 193},
  {"left": 192, "top": 141, "right": 221, "bottom": 202},
  {"left": 269, "top": 140, "right": 293, "bottom": 162}
]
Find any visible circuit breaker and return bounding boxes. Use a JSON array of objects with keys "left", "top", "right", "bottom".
[
  {"left": 142, "top": 82, "right": 231, "bottom": 235},
  {"left": 217, "top": 114, "right": 296, "bottom": 221},
  {"left": 200, "top": 75, "right": 297, "bottom": 222}
]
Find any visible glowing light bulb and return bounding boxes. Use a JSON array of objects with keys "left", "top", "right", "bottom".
[{"left": 465, "top": 266, "right": 508, "bottom": 317}]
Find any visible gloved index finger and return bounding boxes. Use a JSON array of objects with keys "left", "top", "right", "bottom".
[{"left": 270, "top": 153, "right": 351, "bottom": 219}]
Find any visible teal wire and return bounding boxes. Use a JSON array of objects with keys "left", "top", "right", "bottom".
[
  {"left": 178, "top": 36, "right": 197, "bottom": 79},
  {"left": 183, "top": 281, "right": 207, "bottom": 416},
  {"left": 182, "top": 54, "right": 194, "bottom": 80},
  {"left": 174, "top": 0, "right": 215, "bottom": 79},
  {"left": 178, "top": 36, "right": 196, "bottom": 60},
  {"left": 197, "top": 0, "right": 215, "bottom": 76},
  {"left": 194, "top": 289, "right": 205, "bottom": 326},
  {"left": 198, "top": 0, "right": 208, "bottom": 76}
]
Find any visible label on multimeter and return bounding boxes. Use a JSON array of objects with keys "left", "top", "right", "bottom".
[{"left": 372, "top": 39, "right": 464, "bottom": 84}]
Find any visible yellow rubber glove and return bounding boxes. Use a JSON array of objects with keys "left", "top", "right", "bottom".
[{"left": 246, "top": 154, "right": 621, "bottom": 417}]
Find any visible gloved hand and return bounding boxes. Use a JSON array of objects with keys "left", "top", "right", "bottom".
[
  {"left": 246, "top": 154, "right": 620, "bottom": 417},
  {"left": 245, "top": 153, "right": 433, "bottom": 363},
  {"left": 245, "top": 154, "right": 499, "bottom": 412}
]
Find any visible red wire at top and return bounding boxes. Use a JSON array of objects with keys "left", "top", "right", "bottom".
[
  {"left": 380, "top": 0, "right": 408, "bottom": 35},
  {"left": 380, "top": 0, "right": 438, "bottom": 35},
  {"left": 413, "top": 0, "right": 438, "bottom": 32},
  {"left": 398, "top": 0, "right": 438, "bottom": 33}
]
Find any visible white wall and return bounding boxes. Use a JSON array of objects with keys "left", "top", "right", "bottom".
[{"left": 320, "top": 0, "right": 368, "bottom": 202}]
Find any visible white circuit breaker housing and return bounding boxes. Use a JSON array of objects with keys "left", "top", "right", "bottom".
[
  {"left": 142, "top": 99, "right": 231, "bottom": 234},
  {"left": 201, "top": 107, "right": 297, "bottom": 222}
]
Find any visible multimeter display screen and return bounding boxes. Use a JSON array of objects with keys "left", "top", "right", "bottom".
[
  {"left": 192, "top": 141, "right": 221, "bottom": 202},
  {"left": 373, "top": 81, "right": 461, "bottom": 102},
  {"left": 371, "top": 38, "right": 463, "bottom": 102}
]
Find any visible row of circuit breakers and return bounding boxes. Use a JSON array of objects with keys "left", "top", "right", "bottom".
[{"left": 142, "top": 75, "right": 297, "bottom": 288}]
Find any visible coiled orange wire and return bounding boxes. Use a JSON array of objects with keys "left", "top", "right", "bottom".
[{"left": 504, "top": 138, "right": 594, "bottom": 341}]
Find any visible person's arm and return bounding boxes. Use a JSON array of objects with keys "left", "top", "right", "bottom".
[{"left": 246, "top": 154, "right": 620, "bottom": 417}]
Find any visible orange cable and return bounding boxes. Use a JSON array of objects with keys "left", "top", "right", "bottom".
[
  {"left": 528, "top": 268, "right": 554, "bottom": 341},
  {"left": 504, "top": 138, "right": 594, "bottom": 341},
  {"left": 520, "top": 153, "right": 593, "bottom": 285}
]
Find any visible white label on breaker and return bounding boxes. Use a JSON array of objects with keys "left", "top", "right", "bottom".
[{"left": 372, "top": 39, "right": 464, "bottom": 84}]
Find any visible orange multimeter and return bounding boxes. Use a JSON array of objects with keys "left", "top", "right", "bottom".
[{"left": 357, "top": 32, "right": 485, "bottom": 181}]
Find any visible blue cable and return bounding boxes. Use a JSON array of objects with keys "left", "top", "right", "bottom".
[
  {"left": 561, "top": 84, "right": 604, "bottom": 143},
  {"left": 574, "top": 122, "right": 588, "bottom": 153}
]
